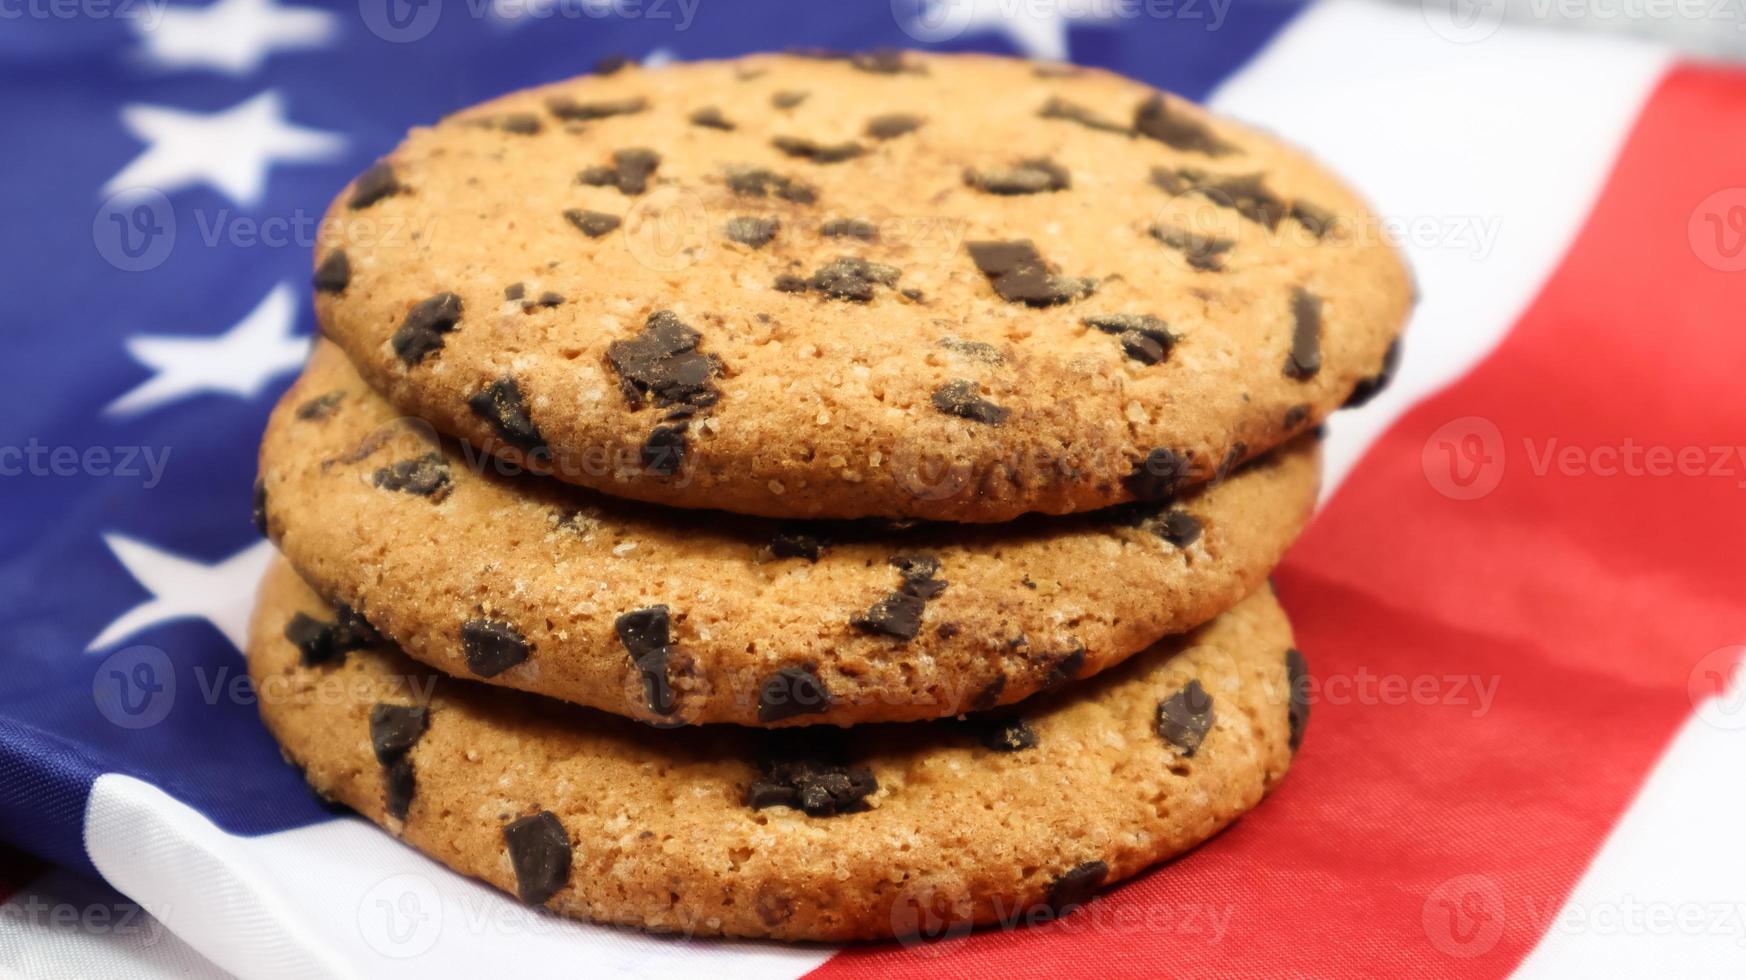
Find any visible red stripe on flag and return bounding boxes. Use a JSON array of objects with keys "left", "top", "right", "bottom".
[{"left": 811, "top": 63, "right": 1746, "bottom": 979}]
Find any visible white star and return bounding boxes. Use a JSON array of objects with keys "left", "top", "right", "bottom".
[
  {"left": 909, "top": 0, "right": 1120, "bottom": 61},
  {"left": 133, "top": 0, "right": 337, "bottom": 75},
  {"left": 108, "top": 283, "right": 310, "bottom": 417},
  {"left": 89, "top": 536, "right": 277, "bottom": 652},
  {"left": 104, "top": 91, "right": 345, "bottom": 208},
  {"left": 643, "top": 47, "right": 676, "bottom": 69}
]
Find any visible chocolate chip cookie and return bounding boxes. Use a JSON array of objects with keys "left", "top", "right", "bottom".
[
  {"left": 251, "top": 556, "right": 1306, "bottom": 941},
  {"left": 312, "top": 50, "right": 1408, "bottom": 522},
  {"left": 257, "top": 341, "right": 1320, "bottom": 727}
]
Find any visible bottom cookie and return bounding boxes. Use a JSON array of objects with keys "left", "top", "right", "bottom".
[{"left": 249, "top": 557, "right": 1308, "bottom": 942}]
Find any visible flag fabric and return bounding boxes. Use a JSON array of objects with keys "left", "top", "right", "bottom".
[{"left": 3, "top": 0, "right": 1746, "bottom": 975}]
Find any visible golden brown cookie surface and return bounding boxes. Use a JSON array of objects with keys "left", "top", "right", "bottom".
[
  {"left": 251, "top": 557, "right": 1306, "bottom": 941},
  {"left": 257, "top": 341, "right": 1320, "bottom": 726},
  {"left": 313, "top": 51, "right": 1408, "bottom": 521}
]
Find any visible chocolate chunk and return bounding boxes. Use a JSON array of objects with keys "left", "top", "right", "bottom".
[
  {"left": 1150, "top": 224, "right": 1234, "bottom": 272},
  {"left": 503, "top": 811, "right": 572, "bottom": 905},
  {"left": 606, "top": 310, "right": 722, "bottom": 410},
  {"left": 1041, "top": 861, "right": 1109, "bottom": 919},
  {"left": 1291, "top": 200, "right": 1336, "bottom": 238},
  {"left": 1125, "top": 447, "right": 1193, "bottom": 501},
  {"left": 1286, "top": 648, "right": 1310, "bottom": 752},
  {"left": 1038, "top": 96, "right": 1128, "bottom": 134},
  {"left": 1154, "top": 168, "right": 1289, "bottom": 229},
  {"left": 391, "top": 292, "right": 462, "bottom": 365},
  {"left": 689, "top": 106, "right": 734, "bottom": 130},
  {"left": 251, "top": 478, "right": 268, "bottom": 536},
  {"left": 745, "top": 742, "right": 876, "bottom": 817},
  {"left": 1344, "top": 338, "right": 1401, "bottom": 408},
  {"left": 497, "top": 112, "right": 542, "bottom": 135},
  {"left": 772, "top": 135, "right": 864, "bottom": 164},
  {"left": 771, "top": 90, "right": 809, "bottom": 109},
  {"left": 1156, "top": 679, "right": 1214, "bottom": 756},
  {"left": 564, "top": 209, "right": 621, "bottom": 238},
  {"left": 1283, "top": 404, "right": 1311, "bottom": 430},
  {"left": 725, "top": 215, "right": 780, "bottom": 248},
  {"left": 504, "top": 283, "right": 525, "bottom": 301},
  {"left": 312, "top": 250, "right": 350, "bottom": 293},
  {"left": 1133, "top": 94, "right": 1237, "bottom": 156},
  {"left": 932, "top": 380, "right": 1010, "bottom": 425},
  {"left": 782, "top": 256, "right": 900, "bottom": 302},
  {"left": 966, "top": 239, "right": 1094, "bottom": 307},
  {"left": 865, "top": 113, "right": 923, "bottom": 140},
  {"left": 372, "top": 454, "right": 452, "bottom": 501},
  {"left": 579, "top": 147, "right": 661, "bottom": 195},
  {"left": 593, "top": 54, "right": 630, "bottom": 75},
  {"left": 641, "top": 424, "right": 688, "bottom": 477},
  {"left": 1285, "top": 287, "right": 1323, "bottom": 380},
  {"left": 757, "top": 666, "right": 832, "bottom": 722},
  {"left": 295, "top": 390, "right": 345, "bottom": 421},
  {"left": 615, "top": 606, "right": 677, "bottom": 716},
  {"left": 850, "top": 48, "right": 919, "bottom": 75},
  {"left": 971, "top": 675, "right": 1006, "bottom": 711},
  {"left": 890, "top": 553, "right": 946, "bottom": 599},
  {"left": 1085, "top": 313, "right": 1175, "bottom": 365},
  {"left": 725, "top": 166, "right": 817, "bottom": 204},
  {"left": 977, "top": 717, "right": 1038, "bottom": 753},
  {"left": 1040, "top": 647, "right": 1086, "bottom": 692},
  {"left": 546, "top": 95, "right": 646, "bottom": 121},
  {"left": 467, "top": 377, "right": 546, "bottom": 452},
  {"left": 383, "top": 757, "right": 415, "bottom": 820},
  {"left": 525, "top": 291, "right": 564, "bottom": 310},
  {"left": 939, "top": 335, "right": 1003, "bottom": 364},
  {"left": 770, "top": 528, "right": 824, "bottom": 561},
  {"left": 821, "top": 217, "right": 877, "bottom": 240},
  {"left": 851, "top": 591, "right": 926, "bottom": 640},
  {"left": 369, "top": 703, "right": 428, "bottom": 766},
  {"left": 965, "top": 158, "right": 1069, "bottom": 195},
  {"left": 283, "top": 612, "right": 337, "bottom": 665},
  {"left": 1158, "top": 510, "right": 1202, "bottom": 548},
  {"left": 348, "top": 163, "right": 401, "bottom": 209},
  {"left": 283, "top": 607, "right": 377, "bottom": 667},
  {"left": 461, "top": 618, "right": 529, "bottom": 677}
]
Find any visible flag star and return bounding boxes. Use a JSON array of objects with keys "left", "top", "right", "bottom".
[
  {"left": 133, "top": 0, "right": 337, "bottom": 75},
  {"left": 89, "top": 536, "right": 277, "bottom": 652},
  {"left": 911, "top": 0, "right": 1120, "bottom": 61},
  {"left": 643, "top": 48, "right": 676, "bottom": 69},
  {"left": 104, "top": 91, "right": 345, "bottom": 208},
  {"left": 107, "top": 283, "right": 309, "bottom": 417}
]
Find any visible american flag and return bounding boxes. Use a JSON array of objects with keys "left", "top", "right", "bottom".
[{"left": 3, "top": 0, "right": 1746, "bottom": 975}]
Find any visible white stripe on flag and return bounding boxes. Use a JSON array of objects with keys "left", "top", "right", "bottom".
[
  {"left": 1513, "top": 671, "right": 1746, "bottom": 977},
  {"left": 0, "top": 866, "right": 230, "bottom": 980},
  {"left": 1208, "top": 0, "right": 1669, "bottom": 495}
]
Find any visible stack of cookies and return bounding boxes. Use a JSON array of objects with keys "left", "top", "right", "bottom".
[{"left": 250, "top": 50, "right": 1410, "bottom": 942}]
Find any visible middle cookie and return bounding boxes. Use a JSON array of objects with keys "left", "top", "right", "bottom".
[{"left": 257, "top": 341, "right": 1320, "bottom": 727}]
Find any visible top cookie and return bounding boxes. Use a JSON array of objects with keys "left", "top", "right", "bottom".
[{"left": 315, "top": 50, "right": 1409, "bottom": 522}]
